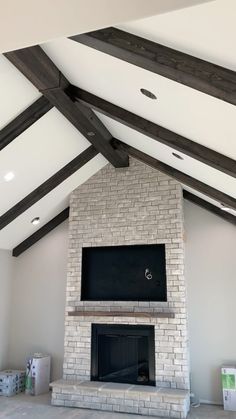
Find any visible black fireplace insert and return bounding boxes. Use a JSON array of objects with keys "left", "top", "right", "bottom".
[{"left": 91, "top": 324, "right": 155, "bottom": 386}]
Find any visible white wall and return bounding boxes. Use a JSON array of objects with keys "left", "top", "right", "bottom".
[
  {"left": 8, "top": 220, "right": 68, "bottom": 381},
  {"left": 0, "top": 249, "right": 12, "bottom": 369},
  {"left": 184, "top": 201, "right": 236, "bottom": 404}
]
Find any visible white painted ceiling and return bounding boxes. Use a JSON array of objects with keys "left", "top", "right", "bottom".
[
  {"left": 0, "top": 0, "right": 212, "bottom": 53},
  {"left": 0, "top": 0, "right": 235, "bottom": 251}
]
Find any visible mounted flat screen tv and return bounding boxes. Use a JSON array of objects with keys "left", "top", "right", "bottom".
[{"left": 81, "top": 244, "right": 167, "bottom": 302}]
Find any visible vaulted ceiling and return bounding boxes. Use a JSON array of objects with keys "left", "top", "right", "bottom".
[
  {"left": 0, "top": 0, "right": 212, "bottom": 53},
  {"left": 0, "top": 0, "right": 235, "bottom": 252}
]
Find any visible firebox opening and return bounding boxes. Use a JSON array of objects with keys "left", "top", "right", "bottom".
[{"left": 91, "top": 324, "right": 155, "bottom": 386}]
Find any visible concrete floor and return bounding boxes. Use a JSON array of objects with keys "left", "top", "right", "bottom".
[{"left": 0, "top": 393, "right": 235, "bottom": 419}]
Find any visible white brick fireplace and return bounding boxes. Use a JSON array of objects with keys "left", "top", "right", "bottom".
[{"left": 51, "top": 158, "right": 190, "bottom": 418}]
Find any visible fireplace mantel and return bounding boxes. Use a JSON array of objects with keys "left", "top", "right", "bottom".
[{"left": 68, "top": 310, "right": 175, "bottom": 318}]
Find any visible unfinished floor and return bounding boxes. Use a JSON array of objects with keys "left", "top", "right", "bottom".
[{"left": 0, "top": 393, "right": 235, "bottom": 419}]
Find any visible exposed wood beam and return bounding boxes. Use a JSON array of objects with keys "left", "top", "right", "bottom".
[
  {"left": 12, "top": 207, "right": 70, "bottom": 257},
  {"left": 4, "top": 46, "right": 128, "bottom": 168},
  {"left": 183, "top": 190, "right": 236, "bottom": 226},
  {"left": 0, "top": 146, "right": 98, "bottom": 230},
  {"left": 68, "top": 86, "right": 236, "bottom": 178},
  {"left": 70, "top": 27, "right": 236, "bottom": 106},
  {"left": 112, "top": 139, "right": 236, "bottom": 210},
  {"left": 0, "top": 96, "right": 53, "bottom": 151}
]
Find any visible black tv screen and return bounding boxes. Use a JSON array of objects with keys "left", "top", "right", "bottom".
[{"left": 81, "top": 244, "right": 167, "bottom": 302}]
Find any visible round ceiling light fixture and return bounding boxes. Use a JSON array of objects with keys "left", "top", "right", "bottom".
[
  {"left": 140, "top": 88, "right": 157, "bottom": 100},
  {"left": 4, "top": 171, "right": 15, "bottom": 182},
  {"left": 31, "top": 217, "right": 40, "bottom": 226},
  {"left": 172, "top": 152, "right": 184, "bottom": 160}
]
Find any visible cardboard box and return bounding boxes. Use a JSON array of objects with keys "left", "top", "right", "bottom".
[
  {"left": 26, "top": 354, "right": 50, "bottom": 396},
  {"left": 222, "top": 366, "right": 236, "bottom": 411},
  {"left": 0, "top": 370, "right": 26, "bottom": 397}
]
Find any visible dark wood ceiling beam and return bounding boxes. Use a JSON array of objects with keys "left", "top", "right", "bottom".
[
  {"left": 70, "top": 27, "right": 236, "bottom": 106},
  {"left": 12, "top": 207, "right": 70, "bottom": 257},
  {"left": 4, "top": 46, "right": 128, "bottom": 168},
  {"left": 112, "top": 139, "right": 236, "bottom": 210},
  {"left": 183, "top": 190, "right": 236, "bottom": 226},
  {"left": 0, "top": 146, "right": 97, "bottom": 230},
  {"left": 0, "top": 96, "right": 53, "bottom": 151},
  {"left": 68, "top": 86, "right": 236, "bottom": 178}
]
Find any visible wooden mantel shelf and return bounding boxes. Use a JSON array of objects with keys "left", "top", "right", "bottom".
[{"left": 68, "top": 310, "right": 174, "bottom": 318}]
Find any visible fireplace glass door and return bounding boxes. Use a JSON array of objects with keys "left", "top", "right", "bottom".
[{"left": 91, "top": 324, "right": 155, "bottom": 386}]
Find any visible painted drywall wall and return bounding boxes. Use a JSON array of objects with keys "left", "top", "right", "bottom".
[
  {"left": 184, "top": 201, "right": 236, "bottom": 404},
  {"left": 8, "top": 220, "right": 68, "bottom": 381},
  {"left": 0, "top": 249, "right": 12, "bottom": 369}
]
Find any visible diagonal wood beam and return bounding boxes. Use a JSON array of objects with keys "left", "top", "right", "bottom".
[
  {"left": 70, "top": 27, "right": 236, "bottom": 106},
  {"left": 68, "top": 86, "right": 236, "bottom": 178},
  {"left": 12, "top": 207, "right": 70, "bottom": 257},
  {"left": 0, "top": 146, "right": 98, "bottom": 230},
  {"left": 183, "top": 190, "right": 236, "bottom": 226},
  {"left": 0, "top": 96, "right": 53, "bottom": 151},
  {"left": 4, "top": 45, "right": 128, "bottom": 168},
  {"left": 112, "top": 139, "right": 236, "bottom": 210}
]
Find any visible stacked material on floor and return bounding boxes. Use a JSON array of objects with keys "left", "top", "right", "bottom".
[
  {"left": 0, "top": 370, "right": 25, "bottom": 397},
  {"left": 26, "top": 354, "right": 51, "bottom": 396},
  {"left": 222, "top": 366, "right": 236, "bottom": 411}
]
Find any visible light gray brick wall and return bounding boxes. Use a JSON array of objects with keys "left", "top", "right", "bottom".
[{"left": 63, "top": 158, "right": 189, "bottom": 390}]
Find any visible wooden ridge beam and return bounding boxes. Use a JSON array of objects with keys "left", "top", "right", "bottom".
[
  {"left": 70, "top": 27, "right": 236, "bottom": 106},
  {"left": 0, "top": 146, "right": 97, "bottom": 230},
  {"left": 0, "top": 96, "right": 52, "bottom": 151},
  {"left": 68, "top": 86, "right": 236, "bottom": 178},
  {"left": 12, "top": 207, "right": 70, "bottom": 257},
  {"left": 112, "top": 139, "right": 236, "bottom": 210},
  {"left": 183, "top": 190, "right": 236, "bottom": 226},
  {"left": 4, "top": 46, "right": 128, "bottom": 168}
]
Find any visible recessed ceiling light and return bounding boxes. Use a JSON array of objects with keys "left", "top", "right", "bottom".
[
  {"left": 172, "top": 152, "right": 184, "bottom": 160},
  {"left": 31, "top": 217, "right": 40, "bottom": 226},
  {"left": 87, "top": 131, "right": 95, "bottom": 137},
  {"left": 140, "top": 88, "right": 157, "bottom": 100},
  {"left": 4, "top": 171, "right": 15, "bottom": 182}
]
